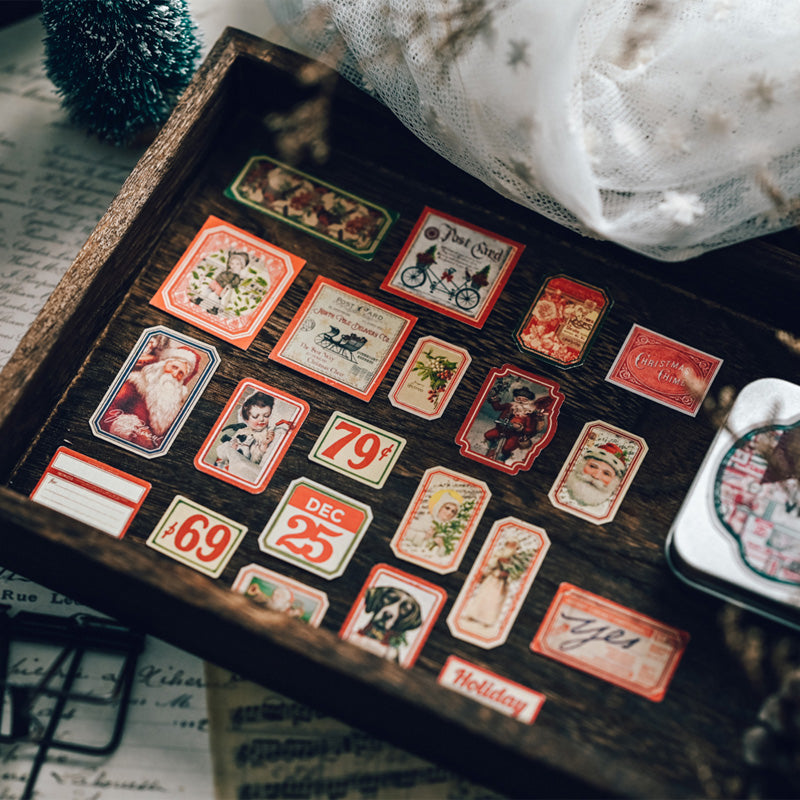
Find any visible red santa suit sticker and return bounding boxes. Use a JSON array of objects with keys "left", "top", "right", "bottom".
[{"left": 90, "top": 326, "right": 219, "bottom": 458}]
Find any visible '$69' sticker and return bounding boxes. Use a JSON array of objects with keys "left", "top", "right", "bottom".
[
  {"left": 147, "top": 496, "right": 247, "bottom": 578},
  {"left": 259, "top": 478, "right": 373, "bottom": 580}
]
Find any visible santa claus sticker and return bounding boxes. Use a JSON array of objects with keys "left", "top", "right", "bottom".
[
  {"left": 548, "top": 421, "right": 648, "bottom": 525},
  {"left": 455, "top": 365, "right": 563, "bottom": 474},
  {"left": 90, "top": 327, "right": 219, "bottom": 458}
]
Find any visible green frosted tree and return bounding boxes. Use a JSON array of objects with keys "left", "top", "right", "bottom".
[{"left": 41, "top": 0, "right": 201, "bottom": 145}]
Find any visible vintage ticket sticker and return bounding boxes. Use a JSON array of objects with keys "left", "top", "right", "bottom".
[
  {"left": 437, "top": 655, "right": 545, "bottom": 724},
  {"left": 258, "top": 477, "right": 372, "bottom": 580},
  {"left": 269, "top": 277, "right": 417, "bottom": 402},
  {"left": 30, "top": 447, "right": 151, "bottom": 540},
  {"left": 194, "top": 379, "right": 309, "bottom": 494},
  {"left": 150, "top": 215, "right": 305, "bottom": 349},
  {"left": 339, "top": 563, "right": 447, "bottom": 668},
  {"left": 514, "top": 274, "right": 611, "bottom": 368},
  {"left": 381, "top": 207, "right": 523, "bottom": 328},
  {"left": 90, "top": 326, "right": 219, "bottom": 458},
  {"left": 605, "top": 324, "right": 722, "bottom": 416},
  {"left": 455, "top": 364, "right": 563, "bottom": 474},
  {"left": 388, "top": 335, "right": 471, "bottom": 420},
  {"left": 307, "top": 411, "right": 405, "bottom": 489},
  {"left": 232, "top": 564, "right": 329, "bottom": 626},
  {"left": 225, "top": 155, "right": 397, "bottom": 260},
  {"left": 447, "top": 517, "right": 550, "bottom": 649},
  {"left": 548, "top": 421, "right": 648, "bottom": 525},
  {"left": 147, "top": 495, "right": 247, "bottom": 578},
  {"left": 531, "top": 583, "right": 690, "bottom": 702},
  {"left": 390, "top": 466, "right": 491, "bottom": 575}
]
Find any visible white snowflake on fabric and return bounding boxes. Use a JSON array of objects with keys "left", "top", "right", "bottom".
[
  {"left": 658, "top": 191, "right": 705, "bottom": 225},
  {"left": 745, "top": 72, "right": 780, "bottom": 109},
  {"left": 710, "top": 0, "right": 734, "bottom": 21},
  {"left": 656, "top": 121, "right": 691, "bottom": 154},
  {"left": 703, "top": 106, "right": 736, "bottom": 137}
]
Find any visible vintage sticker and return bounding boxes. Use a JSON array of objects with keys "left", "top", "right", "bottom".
[
  {"left": 194, "top": 379, "right": 309, "bottom": 494},
  {"left": 30, "top": 447, "right": 151, "bottom": 540},
  {"left": 388, "top": 335, "right": 471, "bottom": 420},
  {"left": 258, "top": 477, "right": 372, "bottom": 580},
  {"left": 232, "top": 564, "right": 329, "bottom": 626},
  {"left": 307, "top": 411, "right": 405, "bottom": 489},
  {"left": 447, "top": 517, "right": 550, "bottom": 649},
  {"left": 339, "top": 563, "right": 447, "bottom": 668},
  {"left": 147, "top": 495, "right": 247, "bottom": 578},
  {"left": 437, "top": 656, "right": 545, "bottom": 724},
  {"left": 225, "top": 155, "right": 397, "bottom": 260},
  {"left": 455, "top": 364, "right": 563, "bottom": 474},
  {"left": 390, "top": 466, "right": 491, "bottom": 575},
  {"left": 380, "top": 207, "right": 524, "bottom": 328},
  {"left": 530, "top": 583, "right": 690, "bottom": 702},
  {"left": 90, "top": 326, "right": 219, "bottom": 458},
  {"left": 150, "top": 215, "right": 305, "bottom": 349},
  {"left": 548, "top": 421, "right": 648, "bottom": 525},
  {"left": 269, "top": 276, "right": 416, "bottom": 402},
  {"left": 605, "top": 324, "right": 722, "bottom": 416},
  {"left": 514, "top": 274, "right": 611, "bottom": 368}
]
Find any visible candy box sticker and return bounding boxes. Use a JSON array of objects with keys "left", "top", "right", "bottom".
[
  {"left": 437, "top": 656, "right": 545, "bottom": 724},
  {"left": 30, "top": 447, "right": 151, "bottom": 540},
  {"left": 90, "top": 327, "right": 219, "bottom": 458},
  {"left": 381, "top": 207, "right": 523, "bottom": 328},
  {"left": 147, "top": 495, "right": 247, "bottom": 579},
  {"left": 455, "top": 365, "right": 563, "bottom": 474},
  {"left": 548, "top": 421, "right": 648, "bottom": 525},
  {"left": 269, "top": 277, "right": 416, "bottom": 402},
  {"left": 339, "top": 564, "right": 447, "bottom": 668},
  {"left": 259, "top": 477, "right": 372, "bottom": 580},
  {"left": 514, "top": 274, "right": 611, "bottom": 368},
  {"left": 605, "top": 324, "right": 722, "bottom": 417},
  {"left": 232, "top": 564, "right": 328, "bottom": 626},
  {"left": 195, "top": 379, "right": 309, "bottom": 494},
  {"left": 390, "top": 466, "right": 491, "bottom": 575},
  {"left": 388, "top": 335, "right": 471, "bottom": 420},
  {"left": 225, "top": 155, "right": 397, "bottom": 260},
  {"left": 447, "top": 517, "right": 550, "bottom": 649},
  {"left": 308, "top": 411, "right": 405, "bottom": 489},
  {"left": 150, "top": 215, "right": 305, "bottom": 349},
  {"left": 531, "top": 583, "right": 689, "bottom": 702}
]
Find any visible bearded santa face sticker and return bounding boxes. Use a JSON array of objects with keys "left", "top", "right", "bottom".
[
  {"left": 548, "top": 421, "right": 648, "bottom": 525},
  {"left": 90, "top": 327, "right": 219, "bottom": 458}
]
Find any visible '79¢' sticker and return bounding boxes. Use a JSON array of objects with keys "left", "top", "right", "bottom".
[{"left": 308, "top": 411, "right": 405, "bottom": 489}]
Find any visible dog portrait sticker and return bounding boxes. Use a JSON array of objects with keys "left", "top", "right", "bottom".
[
  {"left": 455, "top": 365, "right": 563, "bottom": 474},
  {"left": 269, "top": 277, "right": 416, "bottom": 402},
  {"left": 549, "top": 421, "right": 648, "bottom": 525},
  {"left": 258, "top": 477, "right": 373, "bottom": 580},
  {"left": 339, "top": 564, "right": 447, "bottom": 668}
]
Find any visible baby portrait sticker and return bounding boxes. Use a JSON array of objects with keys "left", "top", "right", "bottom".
[
  {"left": 455, "top": 364, "right": 564, "bottom": 474},
  {"left": 269, "top": 276, "right": 416, "bottom": 402},
  {"left": 514, "top": 274, "right": 611, "bottom": 368},
  {"left": 390, "top": 466, "right": 491, "bottom": 575},
  {"left": 90, "top": 326, "right": 219, "bottom": 458},
  {"left": 194, "top": 379, "right": 309, "bottom": 494},
  {"left": 381, "top": 207, "right": 523, "bottom": 328},
  {"left": 225, "top": 155, "right": 397, "bottom": 260},
  {"left": 447, "top": 517, "right": 550, "bottom": 649},
  {"left": 548, "top": 421, "right": 648, "bottom": 525},
  {"left": 339, "top": 564, "right": 447, "bottom": 668},
  {"left": 150, "top": 215, "right": 305, "bottom": 349}
]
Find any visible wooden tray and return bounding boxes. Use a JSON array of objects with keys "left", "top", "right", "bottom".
[{"left": 3, "top": 29, "right": 800, "bottom": 798}]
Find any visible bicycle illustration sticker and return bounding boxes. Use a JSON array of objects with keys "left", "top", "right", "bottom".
[
  {"left": 381, "top": 207, "right": 524, "bottom": 328},
  {"left": 269, "top": 277, "right": 417, "bottom": 402}
]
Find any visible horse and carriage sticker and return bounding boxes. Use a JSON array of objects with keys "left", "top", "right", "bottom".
[{"left": 381, "top": 207, "right": 524, "bottom": 328}]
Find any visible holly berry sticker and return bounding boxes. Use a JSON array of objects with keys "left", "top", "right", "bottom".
[{"left": 258, "top": 478, "right": 373, "bottom": 580}]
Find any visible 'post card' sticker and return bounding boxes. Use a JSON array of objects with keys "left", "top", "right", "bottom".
[
  {"left": 530, "top": 583, "right": 689, "bottom": 702},
  {"left": 605, "top": 324, "right": 722, "bottom": 416},
  {"left": 258, "top": 477, "right": 372, "bottom": 580},
  {"left": 339, "top": 564, "right": 447, "bottom": 668}
]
